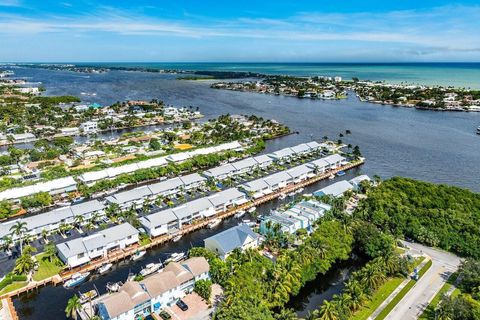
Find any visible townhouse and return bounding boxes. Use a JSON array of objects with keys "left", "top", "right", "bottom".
[
  {"left": 207, "top": 188, "right": 248, "bottom": 213},
  {"left": 204, "top": 224, "right": 260, "bottom": 260},
  {"left": 0, "top": 176, "right": 77, "bottom": 202},
  {"left": 56, "top": 223, "right": 139, "bottom": 268},
  {"left": 240, "top": 178, "right": 272, "bottom": 199},
  {"left": 314, "top": 180, "right": 354, "bottom": 197},
  {"left": 139, "top": 208, "right": 179, "bottom": 238}
]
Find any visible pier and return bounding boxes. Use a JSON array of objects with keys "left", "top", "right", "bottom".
[{"left": 1, "top": 159, "right": 364, "bottom": 300}]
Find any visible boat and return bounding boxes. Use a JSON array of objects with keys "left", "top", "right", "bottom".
[
  {"left": 140, "top": 263, "right": 162, "bottom": 277},
  {"left": 247, "top": 206, "right": 256, "bottom": 213},
  {"left": 97, "top": 263, "right": 112, "bottom": 274},
  {"left": 165, "top": 252, "right": 186, "bottom": 264},
  {"left": 477, "top": 126, "right": 480, "bottom": 134},
  {"left": 336, "top": 170, "right": 346, "bottom": 176},
  {"left": 278, "top": 193, "right": 287, "bottom": 200},
  {"left": 131, "top": 250, "right": 146, "bottom": 261},
  {"left": 79, "top": 290, "right": 97, "bottom": 303},
  {"left": 234, "top": 210, "right": 246, "bottom": 218},
  {"left": 172, "top": 235, "right": 182, "bottom": 242},
  {"left": 241, "top": 219, "right": 256, "bottom": 227},
  {"left": 287, "top": 192, "right": 295, "bottom": 197},
  {"left": 329, "top": 174, "right": 335, "bottom": 180},
  {"left": 106, "top": 281, "right": 122, "bottom": 292},
  {"left": 207, "top": 218, "right": 221, "bottom": 229},
  {"left": 295, "top": 188, "right": 304, "bottom": 194},
  {"left": 64, "top": 272, "right": 90, "bottom": 288}
]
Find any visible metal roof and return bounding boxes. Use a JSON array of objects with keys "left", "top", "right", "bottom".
[{"left": 204, "top": 224, "right": 259, "bottom": 254}]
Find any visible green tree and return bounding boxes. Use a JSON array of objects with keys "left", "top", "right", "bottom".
[
  {"left": 9, "top": 220, "right": 28, "bottom": 253},
  {"left": 194, "top": 279, "right": 212, "bottom": 300},
  {"left": 65, "top": 294, "right": 82, "bottom": 320}
]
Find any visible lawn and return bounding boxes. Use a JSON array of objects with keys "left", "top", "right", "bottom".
[
  {"left": 376, "top": 259, "right": 433, "bottom": 320},
  {"left": 0, "top": 281, "right": 28, "bottom": 295},
  {"left": 350, "top": 277, "right": 404, "bottom": 320},
  {"left": 419, "top": 272, "right": 458, "bottom": 319},
  {"left": 32, "top": 253, "right": 65, "bottom": 281}
]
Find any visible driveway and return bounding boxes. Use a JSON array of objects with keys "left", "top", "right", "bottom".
[{"left": 383, "top": 241, "right": 461, "bottom": 320}]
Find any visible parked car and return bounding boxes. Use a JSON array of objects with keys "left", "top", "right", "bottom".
[
  {"left": 176, "top": 299, "right": 189, "bottom": 311},
  {"left": 159, "top": 310, "right": 172, "bottom": 319}
]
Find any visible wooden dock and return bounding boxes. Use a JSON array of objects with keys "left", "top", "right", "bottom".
[{"left": 1, "top": 159, "right": 364, "bottom": 299}]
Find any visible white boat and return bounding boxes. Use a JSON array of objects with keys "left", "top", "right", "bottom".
[
  {"left": 106, "top": 281, "right": 122, "bottom": 292},
  {"left": 295, "top": 187, "right": 304, "bottom": 194},
  {"left": 97, "top": 263, "right": 112, "bottom": 274},
  {"left": 278, "top": 194, "right": 287, "bottom": 200},
  {"left": 172, "top": 235, "right": 182, "bottom": 242},
  {"left": 241, "top": 219, "right": 256, "bottom": 227},
  {"left": 207, "top": 218, "right": 221, "bottom": 229},
  {"left": 140, "top": 263, "right": 162, "bottom": 277},
  {"left": 165, "top": 252, "right": 186, "bottom": 264},
  {"left": 247, "top": 207, "right": 256, "bottom": 213},
  {"left": 131, "top": 250, "right": 146, "bottom": 261},
  {"left": 79, "top": 290, "right": 97, "bottom": 303},
  {"left": 64, "top": 272, "right": 90, "bottom": 288},
  {"left": 287, "top": 192, "right": 295, "bottom": 197},
  {"left": 329, "top": 174, "right": 335, "bottom": 180},
  {"left": 234, "top": 210, "right": 246, "bottom": 219}
]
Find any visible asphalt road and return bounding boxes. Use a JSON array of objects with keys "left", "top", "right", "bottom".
[{"left": 384, "top": 241, "right": 461, "bottom": 320}]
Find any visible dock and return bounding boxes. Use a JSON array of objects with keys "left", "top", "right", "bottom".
[{"left": 1, "top": 159, "right": 364, "bottom": 300}]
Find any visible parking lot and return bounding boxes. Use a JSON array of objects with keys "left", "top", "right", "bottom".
[{"left": 164, "top": 292, "right": 211, "bottom": 320}]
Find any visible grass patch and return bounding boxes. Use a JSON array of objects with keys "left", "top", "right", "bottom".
[
  {"left": 451, "top": 288, "right": 461, "bottom": 298},
  {"left": 0, "top": 281, "right": 27, "bottom": 295},
  {"left": 419, "top": 272, "right": 459, "bottom": 319},
  {"left": 140, "top": 237, "right": 152, "bottom": 246},
  {"left": 32, "top": 253, "right": 64, "bottom": 281},
  {"left": 376, "top": 259, "right": 433, "bottom": 320},
  {"left": 350, "top": 277, "right": 404, "bottom": 320}
]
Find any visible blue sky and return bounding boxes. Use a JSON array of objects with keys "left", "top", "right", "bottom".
[{"left": 1, "top": 0, "right": 480, "bottom": 62}]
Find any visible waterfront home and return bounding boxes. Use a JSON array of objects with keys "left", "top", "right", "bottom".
[
  {"left": 322, "top": 154, "right": 346, "bottom": 169},
  {"left": 285, "top": 164, "right": 315, "bottom": 183},
  {"left": 253, "top": 154, "right": 273, "bottom": 168},
  {"left": 203, "top": 163, "right": 236, "bottom": 180},
  {"left": 139, "top": 209, "right": 179, "bottom": 237},
  {"left": 96, "top": 257, "right": 210, "bottom": 319},
  {"left": 56, "top": 223, "right": 139, "bottom": 268},
  {"left": 80, "top": 121, "right": 98, "bottom": 134},
  {"left": 290, "top": 143, "right": 311, "bottom": 156},
  {"left": 0, "top": 176, "right": 77, "bottom": 201},
  {"left": 314, "top": 180, "right": 353, "bottom": 198},
  {"left": 263, "top": 171, "right": 292, "bottom": 191},
  {"left": 240, "top": 178, "right": 272, "bottom": 199},
  {"left": 306, "top": 141, "right": 322, "bottom": 151},
  {"left": 207, "top": 188, "right": 248, "bottom": 212},
  {"left": 204, "top": 224, "right": 260, "bottom": 260},
  {"left": 178, "top": 172, "right": 206, "bottom": 190},
  {"left": 59, "top": 127, "right": 80, "bottom": 136},
  {"left": 105, "top": 186, "right": 153, "bottom": 210},
  {"left": 349, "top": 175, "right": 371, "bottom": 190},
  {"left": 307, "top": 158, "right": 330, "bottom": 173},
  {"left": 7, "top": 132, "right": 36, "bottom": 144},
  {"left": 260, "top": 213, "right": 302, "bottom": 235}
]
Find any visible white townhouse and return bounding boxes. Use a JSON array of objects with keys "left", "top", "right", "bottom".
[
  {"left": 269, "top": 147, "right": 296, "bottom": 162},
  {"left": 203, "top": 164, "right": 236, "bottom": 180},
  {"left": 179, "top": 173, "right": 206, "bottom": 191},
  {"left": 105, "top": 186, "right": 153, "bottom": 209},
  {"left": 253, "top": 154, "right": 274, "bottom": 168},
  {"left": 290, "top": 143, "right": 311, "bottom": 156},
  {"left": 263, "top": 171, "right": 292, "bottom": 191},
  {"left": 260, "top": 213, "right": 303, "bottom": 235},
  {"left": 307, "top": 158, "right": 330, "bottom": 174},
  {"left": 349, "top": 175, "right": 371, "bottom": 190},
  {"left": 70, "top": 199, "right": 106, "bottom": 222},
  {"left": 148, "top": 177, "right": 183, "bottom": 198},
  {"left": 240, "top": 178, "right": 272, "bottom": 199},
  {"left": 286, "top": 164, "right": 315, "bottom": 183},
  {"left": 139, "top": 209, "right": 179, "bottom": 237},
  {"left": 80, "top": 121, "right": 98, "bottom": 134},
  {"left": 57, "top": 223, "right": 139, "bottom": 268},
  {"left": 306, "top": 141, "right": 322, "bottom": 151},
  {"left": 97, "top": 281, "right": 151, "bottom": 320},
  {"left": 204, "top": 224, "right": 260, "bottom": 260},
  {"left": 322, "top": 154, "right": 346, "bottom": 170},
  {"left": 207, "top": 188, "right": 248, "bottom": 212},
  {"left": 0, "top": 176, "right": 77, "bottom": 201},
  {"left": 231, "top": 157, "right": 258, "bottom": 174}
]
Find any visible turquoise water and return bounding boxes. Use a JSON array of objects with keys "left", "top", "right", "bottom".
[{"left": 78, "top": 62, "right": 480, "bottom": 88}]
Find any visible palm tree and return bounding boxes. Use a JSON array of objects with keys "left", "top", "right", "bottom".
[
  {"left": 44, "top": 243, "right": 57, "bottom": 263},
  {"left": 361, "top": 264, "right": 385, "bottom": 292},
  {"left": 105, "top": 203, "right": 120, "bottom": 219},
  {"left": 333, "top": 294, "right": 353, "bottom": 316},
  {"left": 344, "top": 280, "right": 365, "bottom": 312},
  {"left": 315, "top": 300, "right": 340, "bottom": 320},
  {"left": 74, "top": 215, "right": 85, "bottom": 228},
  {"left": 65, "top": 294, "right": 82, "bottom": 320},
  {"left": 9, "top": 221, "right": 28, "bottom": 253},
  {"left": 1, "top": 235, "right": 13, "bottom": 251},
  {"left": 14, "top": 252, "right": 36, "bottom": 275}
]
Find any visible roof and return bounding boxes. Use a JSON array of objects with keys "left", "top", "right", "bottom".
[
  {"left": 23, "top": 207, "right": 72, "bottom": 230},
  {"left": 172, "top": 205, "right": 191, "bottom": 220},
  {"left": 241, "top": 178, "right": 269, "bottom": 193},
  {"left": 203, "top": 164, "right": 236, "bottom": 178},
  {"left": 148, "top": 177, "right": 183, "bottom": 194},
  {"left": 269, "top": 147, "right": 295, "bottom": 159},
  {"left": 290, "top": 143, "right": 310, "bottom": 154},
  {"left": 323, "top": 154, "right": 346, "bottom": 165},
  {"left": 99, "top": 281, "right": 149, "bottom": 319},
  {"left": 181, "top": 257, "right": 210, "bottom": 277},
  {"left": 164, "top": 261, "right": 193, "bottom": 284},
  {"left": 140, "top": 209, "right": 178, "bottom": 229},
  {"left": 349, "top": 175, "right": 371, "bottom": 185},
  {"left": 70, "top": 200, "right": 105, "bottom": 216},
  {"left": 187, "top": 197, "right": 213, "bottom": 214},
  {"left": 0, "top": 176, "right": 77, "bottom": 201},
  {"left": 264, "top": 171, "right": 291, "bottom": 187},
  {"left": 253, "top": 154, "right": 273, "bottom": 165},
  {"left": 204, "top": 224, "right": 259, "bottom": 255},
  {"left": 308, "top": 158, "right": 329, "bottom": 169},
  {"left": 231, "top": 157, "right": 257, "bottom": 171},
  {"left": 208, "top": 188, "right": 245, "bottom": 207},
  {"left": 315, "top": 180, "right": 353, "bottom": 197},
  {"left": 140, "top": 271, "right": 180, "bottom": 297},
  {"left": 306, "top": 141, "right": 321, "bottom": 150},
  {"left": 179, "top": 173, "right": 206, "bottom": 186},
  {"left": 106, "top": 186, "right": 152, "bottom": 205},
  {"left": 286, "top": 164, "right": 313, "bottom": 179}
]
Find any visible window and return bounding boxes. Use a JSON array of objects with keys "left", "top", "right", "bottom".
[{"left": 77, "top": 253, "right": 85, "bottom": 258}]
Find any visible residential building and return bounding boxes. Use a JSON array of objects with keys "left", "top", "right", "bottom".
[
  {"left": 139, "top": 208, "right": 179, "bottom": 237},
  {"left": 349, "top": 175, "right": 371, "bottom": 190},
  {"left": 314, "top": 180, "right": 354, "bottom": 198},
  {"left": 207, "top": 188, "right": 248, "bottom": 212},
  {"left": 204, "top": 225, "right": 260, "bottom": 260},
  {"left": 80, "top": 121, "right": 98, "bottom": 134},
  {"left": 240, "top": 178, "right": 272, "bottom": 199}
]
